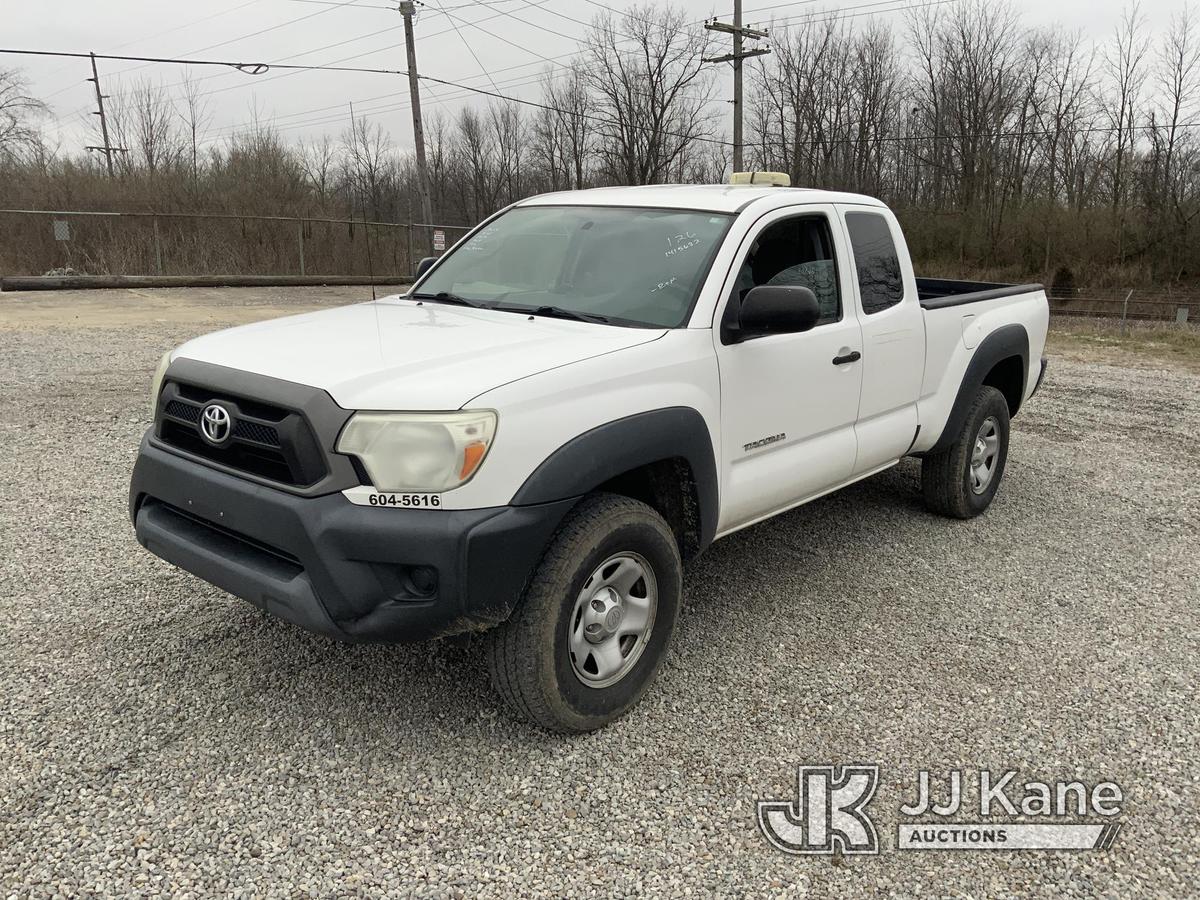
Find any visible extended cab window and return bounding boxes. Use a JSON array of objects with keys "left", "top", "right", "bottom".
[
  {"left": 730, "top": 215, "right": 841, "bottom": 326},
  {"left": 416, "top": 206, "right": 732, "bottom": 328},
  {"left": 845, "top": 212, "right": 904, "bottom": 314}
]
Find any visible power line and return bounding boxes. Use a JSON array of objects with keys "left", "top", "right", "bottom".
[
  {"left": 430, "top": 0, "right": 502, "bottom": 93},
  {"left": 757, "top": 0, "right": 956, "bottom": 30},
  {"left": 240, "top": 70, "right": 551, "bottom": 135},
  {"left": 12, "top": 0, "right": 961, "bottom": 153},
  {"left": 0, "top": 47, "right": 403, "bottom": 77},
  {"left": 38, "top": 0, "right": 269, "bottom": 93},
  {"left": 753, "top": 118, "right": 1200, "bottom": 153},
  {"left": 282, "top": 0, "right": 400, "bottom": 9},
  {"left": 209, "top": 59, "right": 556, "bottom": 134},
  {"left": 174, "top": 0, "right": 551, "bottom": 101},
  {"left": 163, "top": 0, "right": 931, "bottom": 139},
  {"left": 417, "top": 74, "right": 734, "bottom": 146},
  {"left": 39, "top": 1, "right": 371, "bottom": 103},
  {"left": 107, "top": 0, "right": 373, "bottom": 79},
  {"left": 441, "top": 1, "right": 719, "bottom": 109}
]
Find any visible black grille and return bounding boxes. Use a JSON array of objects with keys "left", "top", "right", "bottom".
[
  {"left": 157, "top": 382, "right": 327, "bottom": 487},
  {"left": 232, "top": 420, "right": 280, "bottom": 446},
  {"left": 165, "top": 399, "right": 200, "bottom": 424}
]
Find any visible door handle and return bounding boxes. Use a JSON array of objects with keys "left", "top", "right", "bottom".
[{"left": 832, "top": 350, "right": 862, "bottom": 365}]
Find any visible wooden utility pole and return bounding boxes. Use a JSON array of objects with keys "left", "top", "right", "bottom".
[
  {"left": 705, "top": 2, "right": 769, "bottom": 173},
  {"left": 400, "top": 1, "right": 435, "bottom": 249},
  {"left": 86, "top": 52, "right": 124, "bottom": 175}
]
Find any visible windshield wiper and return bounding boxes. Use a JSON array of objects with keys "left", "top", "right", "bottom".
[
  {"left": 514, "top": 305, "right": 611, "bottom": 324},
  {"left": 411, "top": 290, "right": 485, "bottom": 309}
]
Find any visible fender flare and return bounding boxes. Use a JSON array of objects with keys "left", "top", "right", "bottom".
[
  {"left": 511, "top": 407, "right": 720, "bottom": 551},
  {"left": 928, "top": 323, "right": 1029, "bottom": 453}
]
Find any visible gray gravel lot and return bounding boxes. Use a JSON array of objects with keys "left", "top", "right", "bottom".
[{"left": 1, "top": 287, "right": 1198, "bottom": 897}]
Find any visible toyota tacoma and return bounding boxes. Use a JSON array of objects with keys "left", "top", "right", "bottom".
[{"left": 130, "top": 179, "right": 1049, "bottom": 732}]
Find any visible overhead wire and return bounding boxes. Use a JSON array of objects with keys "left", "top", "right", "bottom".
[
  {"left": 430, "top": 0, "right": 504, "bottom": 93},
  {"left": 13, "top": 0, "right": 979, "bottom": 154}
]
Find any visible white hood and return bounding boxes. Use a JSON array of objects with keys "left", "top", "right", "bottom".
[{"left": 173, "top": 297, "right": 666, "bottom": 410}]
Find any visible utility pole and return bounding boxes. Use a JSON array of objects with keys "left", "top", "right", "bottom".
[
  {"left": 705, "top": 2, "right": 769, "bottom": 173},
  {"left": 400, "top": 0, "right": 435, "bottom": 252},
  {"left": 85, "top": 52, "right": 125, "bottom": 176}
]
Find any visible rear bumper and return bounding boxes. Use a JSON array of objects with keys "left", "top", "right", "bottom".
[{"left": 129, "top": 433, "right": 575, "bottom": 642}]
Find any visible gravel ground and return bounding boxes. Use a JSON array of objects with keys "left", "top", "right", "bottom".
[{"left": 1, "top": 288, "right": 1197, "bottom": 897}]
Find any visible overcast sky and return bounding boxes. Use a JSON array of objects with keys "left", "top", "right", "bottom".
[{"left": 3, "top": 0, "right": 1188, "bottom": 157}]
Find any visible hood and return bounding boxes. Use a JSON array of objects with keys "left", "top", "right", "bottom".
[{"left": 173, "top": 297, "right": 666, "bottom": 410}]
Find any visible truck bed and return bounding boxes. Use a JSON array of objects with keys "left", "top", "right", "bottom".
[{"left": 917, "top": 277, "right": 1044, "bottom": 310}]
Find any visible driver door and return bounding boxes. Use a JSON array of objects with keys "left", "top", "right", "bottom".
[{"left": 713, "top": 206, "right": 864, "bottom": 533}]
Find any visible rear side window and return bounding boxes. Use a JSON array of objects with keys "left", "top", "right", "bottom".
[{"left": 845, "top": 212, "right": 903, "bottom": 314}]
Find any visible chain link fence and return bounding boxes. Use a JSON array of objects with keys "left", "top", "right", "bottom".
[
  {"left": 1047, "top": 287, "right": 1197, "bottom": 325},
  {"left": 2, "top": 208, "right": 1197, "bottom": 323},
  {"left": 0, "top": 209, "right": 472, "bottom": 280}
]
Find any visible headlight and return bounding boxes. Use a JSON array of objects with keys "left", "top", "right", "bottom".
[
  {"left": 150, "top": 351, "right": 171, "bottom": 419},
  {"left": 337, "top": 410, "right": 497, "bottom": 492}
]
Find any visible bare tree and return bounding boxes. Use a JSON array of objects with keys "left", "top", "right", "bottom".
[
  {"left": 178, "top": 72, "right": 213, "bottom": 185},
  {"left": 537, "top": 63, "right": 593, "bottom": 190},
  {"left": 584, "top": 4, "right": 716, "bottom": 185},
  {"left": 341, "top": 115, "right": 394, "bottom": 220},
  {"left": 1032, "top": 28, "right": 1098, "bottom": 273},
  {"left": 454, "top": 106, "right": 501, "bottom": 220},
  {"left": 0, "top": 67, "right": 48, "bottom": 163},
  {"left": 1102, "top": 3, "right": 1151, "bottom": 255},
  {"left": 490, "top": 102, "right": 527, "bottom": 205},
  {"left": 1146, "top": 5, "right": 1200, "bottom": 275},
  {"left": 106, "top": 79, "right": 184, "bottom": 176},
  {"left": 300, "top": 135, "right": 339, "bottom": 211}
]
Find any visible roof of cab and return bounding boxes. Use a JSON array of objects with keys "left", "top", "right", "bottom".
[{"left": 516, "top": 183, "right": 888, "bottom": 214}]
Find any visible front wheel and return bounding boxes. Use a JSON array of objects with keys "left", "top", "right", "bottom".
[
  {"left": 485, "top": 493, "right": 682, "bottom": 733},
  {"left": 921, "top": 385, "right": 1011, "bottom": 518}
]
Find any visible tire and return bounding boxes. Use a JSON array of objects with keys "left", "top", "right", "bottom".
[
  {"left": 485, "top": 492, "right": 682, "bottom": 733},
  {"left": 921, "top": 385, "right": 1011, "bottom": 519}
]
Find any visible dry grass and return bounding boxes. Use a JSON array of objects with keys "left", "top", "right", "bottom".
[{"left": 1048, "top": 315, "right": 1200, "bottom": 372}]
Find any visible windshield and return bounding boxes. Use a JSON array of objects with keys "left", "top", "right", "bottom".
[{"left": 414, "top": 205, "right": 734, "bottom": 328}]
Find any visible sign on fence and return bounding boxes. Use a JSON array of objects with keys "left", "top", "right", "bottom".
[
  {"left": 52, "top": 220, "right": 70, "bottom": 242},
  {"left": 432, "top": 229, "right": 445, "bottom": 252}
]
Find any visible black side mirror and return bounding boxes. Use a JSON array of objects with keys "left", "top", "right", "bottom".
[
  {"left": 415, "top": 256, "right": 438, "bottom": 279},
  {"left": 727, "top": 285, "right": 821, "bottom": 343}
]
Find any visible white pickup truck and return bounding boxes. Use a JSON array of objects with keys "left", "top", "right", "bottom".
[{"left": 131, "top": 182, "right": 1048, "bottom": 731}]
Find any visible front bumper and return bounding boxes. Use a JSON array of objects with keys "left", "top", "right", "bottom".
[{"left": 129, "top": 433, "right": 575, "bottom": 642}]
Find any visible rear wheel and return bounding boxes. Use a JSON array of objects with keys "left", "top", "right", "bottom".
[
  {"left": 485, "top": 493, "right": 681, "bottom": 733},
  {"left": 922, "top": 385, "right": 1011, "bottom": 518}
]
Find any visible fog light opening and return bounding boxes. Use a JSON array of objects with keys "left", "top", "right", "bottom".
[{"left": 406, "top": 566, "right": 439, "bottom": 598}]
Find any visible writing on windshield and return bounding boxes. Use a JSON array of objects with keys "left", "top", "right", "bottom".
[{"left": 416, "top": 206, "right": 733, "bottom": 328}]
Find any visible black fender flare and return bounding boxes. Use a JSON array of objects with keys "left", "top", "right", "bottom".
[
  {"left": 928, "top": 323, "right": 1029, "bottom": 453},
  {"left": 511, "top": 407, "right": 720, "bottom": 551}
]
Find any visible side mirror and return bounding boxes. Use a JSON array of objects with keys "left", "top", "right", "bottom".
[
  {"left": 728, "top": 285, "right": 821, "bottom": 343},
  {"left": 414, "top": 256, "right": 438, "bottom": 279}
]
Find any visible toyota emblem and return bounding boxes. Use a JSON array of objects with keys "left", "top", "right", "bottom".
[{"left": 200, "top": 403, "right": 232, "bottom": 445}]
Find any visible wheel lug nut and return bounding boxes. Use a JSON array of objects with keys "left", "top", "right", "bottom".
[{"left": 591, "top": 598, "right": 606, "bottom": 612}]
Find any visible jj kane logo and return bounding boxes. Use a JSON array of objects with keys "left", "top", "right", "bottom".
[
  {"left": 758, "top": 765, "right": 881, "bottom": 855},
  {"left": 758, "top": 766, "right": 1125, "bottom": 855}
]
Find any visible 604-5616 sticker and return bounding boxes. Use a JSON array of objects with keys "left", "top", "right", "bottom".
[
  {"left": 340, "top": 486, "right": 447, "bottom": 508},
  {"left": 367, "top": 492, "right": 441, "bottom": 508}
]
